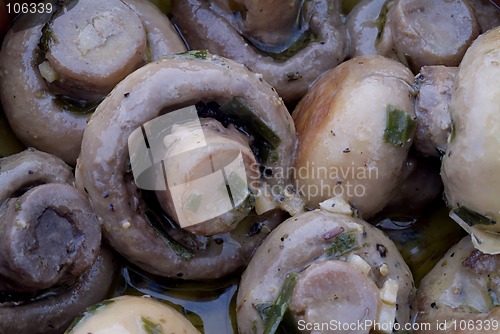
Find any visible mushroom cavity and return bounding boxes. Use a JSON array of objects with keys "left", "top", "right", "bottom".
[
  {"left": 0, "top": 149, "right": 115, "bottom": 334},
  {"left": 76, "top": 53, "right": 298, "bottom": 279},
  {"left": 172, "top": 0, "right": 348, "bottom": 104}
]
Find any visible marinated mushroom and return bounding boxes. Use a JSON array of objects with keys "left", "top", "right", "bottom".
[
  {"left": 0, "top": 248, "right": 116, "bottom": 334},
  {"left": 75, "top": 52, "right": 299, "bottom": 279},
  {"left": 441, "top": 27, "right": 500, "bottom": 254},
  {"left": 413, "top": 65, "right": 456, "bottom": 157},
  {"left": 347, "top": 0, "right": 481, "bottom": 73},
  {"left": 171, "top": 0, "right": 348, "bottom": 104},
  {"left": 292, "top": 55, "right": 416, "bottom": 218},
  {"left": 237, "top": 197, "right": 415, "bottom": 334},
  {"left": 389, "top": 0, "right": 479, "bottom": 72},
  {"left": 0, "top": 0, "right": 185, "bottom": 165},
  {"left": 65, "top": 295, "right": 200, "bottom": 334},
  {"left": 346, "top": 0, "right": 399, "bottom": 59},
  {"left": 414, "top": 236, "right": 500, "bottom": 333},
  {"left": 0, "top": 149, "right": 116, "bottom": 334}
]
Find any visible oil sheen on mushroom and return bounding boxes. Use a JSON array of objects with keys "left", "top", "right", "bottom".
[
  {"left": 237, "top": 198, "right": 415, "bottom": 334},
  {"left": 414, "top": 236, "right": 500, "bottom": 333},
  {"left": 441, "top": 27, "right": 500, "bottom": 254},
  {"left": 75, "top": 52, "right": 298, "bottom": 279},
  {"left": 66, "top": 295, "right": 200, "bottom": 334},
  {"left": 0, "top": 149, "right": 116, "bottom": 334},
  {"left": 172, "top": 0, "right": 348, "bottom": 104},
  {"left": 292, "top": 55, "right": 416, "bottom": 218},
  {"left": 0, "top": 0, "right": 186, "bottom": 165}
]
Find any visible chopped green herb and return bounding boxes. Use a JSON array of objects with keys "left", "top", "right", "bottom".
[
  {"left": 180, "top": 50, "right": 209, "bottom": 60},
  {"left": 255, "top": 302, "right": 273, "bottom": 324},
  {"left": 142, "top": 317, "right": 164, "bottom": 334},
  {"left": 195, "top": 100, "right": 280, "bottom": 164},
  {"left": 325, "top": 229, "right": 360, "bottom": 258},
  {"left": 258, "top": 272, "right": 299, "bottom": 334},
  {"left": 14, "top": 201, "right": 22, "bottom": 212},
  {"left": 383, "top": 105, "right": 416, "bottom": 147},
  {"left": 252, "top": 320, "right": 259, "bottom": 334},
  {"left": 144, "top": 210, "right": 195, "bottom": 260},
  {"left": 64, "top": 300, "right": 115, "bottom": 333},
  {"left": 38, "top": 23, "right": 53, "bottom": 54},
  {"left": 220, "top": 97, "right": 281, "bottom": 149},
  {"left": 449, "top": 118, "right": 457, "bottom": 142},
  {"left": 374, "top": 0, "right": 392, "bottom": 45},
  {"left": 452, "top": 206, "right": 496, "bottom": 227}
]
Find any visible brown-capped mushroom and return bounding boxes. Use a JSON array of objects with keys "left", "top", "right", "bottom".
[{"left": 292, "top": 55, "right": 415, "bottom": 218}]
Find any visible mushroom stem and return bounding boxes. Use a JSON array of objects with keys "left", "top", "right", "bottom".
[
  {"left": 0, "top": 183, "right": 101, "bottom": 293},
  {"left": 43, "top": 0, "right": 148, "bottom": 102},
  {"left": 156, "top": 117, "right": 259, "bottom": 236},
  {"left": 0, "top": 248, "right": 116, "bottom": 334}
]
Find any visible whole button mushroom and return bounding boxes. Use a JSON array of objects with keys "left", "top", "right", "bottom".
[
  {"left": 441, "top": 27, "right": 500, "bottom": 254},
  {"left": 75, "top": 52, "right": 300, "bottom": 280},
  {"left": 389, "top": 0, "right": 479, "bottom": 72},
  {"left": 414, "top": 237, "right": 500, "bottom": 333},
  {"left": 0, "top": 149, "right": 116, "bottom": 334},
  {"left": 65, "top": 295, "right": 200, "bottom": 334},
  {"left": 347, "top": 0, "right": 482, "bottom": 73},
  {"left": 172, "top": 0, "right": 348, "bottom": 104},
  {"left": 0, "top": 0, "right": 186, "bottom": 165},
  {"left": 292, "top": 55, "right": 416, "bottom": 218},
  {"left": 237, "top": 197, "right": 415, "bottom": 334}
]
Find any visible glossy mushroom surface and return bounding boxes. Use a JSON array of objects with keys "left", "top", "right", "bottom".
[
  {"left": 66, "top": 295, "right": 200, "bottom": 334},
  {"left": 441, "top": 27, "right": 500, "bottom": 254},
  {"left": 76, "top": 53, "right": 297, "bottom": 279},
  {"left": 172, "top": 0, "right": 348, "bottom": 104},
  {"left": 237, "top": 200, "right": 415, "bottom": 334},
  {"left": 0, "top": 0, "right": 185, "bottom": 164},
  {"left": 414, "top": 236, "right": 500, "bottom": 333},
  {"left": 0, "top": 149, "right": 115, "bottom": 334},
  {"left": 292, "top": 55, "right": 415, "bottom": 218},
  {"left": 413, "top": 65, "right": 456, "bottom": 157},
  {"left": 389, "top": 0, "right": 479, "bottom": 72}
]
